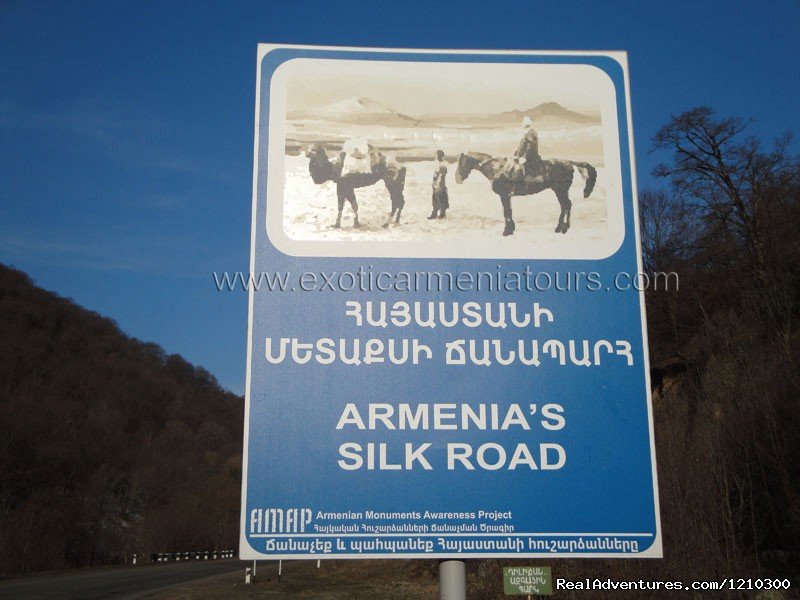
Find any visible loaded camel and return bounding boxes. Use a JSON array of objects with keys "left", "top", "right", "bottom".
[{"left": 307, "top": 143, "right": 406, "bottom": 229}]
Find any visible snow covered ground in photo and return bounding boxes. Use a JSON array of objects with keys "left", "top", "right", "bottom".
[{"left": 280, "top": 154, "right": 612, "bottom": 249}]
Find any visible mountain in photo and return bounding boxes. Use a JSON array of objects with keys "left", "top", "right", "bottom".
[
  {"left": 288, "top": 96, "right": 428, "bottom": 127},
  {"left": 498, "top": 102, "right": 600, "bottom": 125},
  {"left": 419, "top": 102, "right": 600, "bottom": 129}
]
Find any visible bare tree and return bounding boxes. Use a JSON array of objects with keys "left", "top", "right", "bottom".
[
  {"left": 652, "top": 107, "right": 797, "bottom": 284},
  {"left": 638, "top": 188, "right": 692, "bottom": 274}
]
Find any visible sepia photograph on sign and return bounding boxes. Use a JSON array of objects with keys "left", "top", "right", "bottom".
[{"left": 266, "top": 57, "right": 627, "bottom": 259}]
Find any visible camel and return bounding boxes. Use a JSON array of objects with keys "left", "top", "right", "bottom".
[
  {"left": 455, "top": 152, "right": 597, "bottom": 236},
  {"left": 306, "top": 143, "right": 406, "bottom": 229}
]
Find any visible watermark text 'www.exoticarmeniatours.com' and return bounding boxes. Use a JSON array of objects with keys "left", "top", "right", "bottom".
[{"left": 212, "top": 267, "right": 678, "bottom": 294}]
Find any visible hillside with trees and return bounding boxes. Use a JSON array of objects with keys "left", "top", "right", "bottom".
[
  {"left": 642, "top": 107, "right": 800, "bottom": 580},
  {"left": 0, "top": 265, "right": 243, "bottom": 575}
]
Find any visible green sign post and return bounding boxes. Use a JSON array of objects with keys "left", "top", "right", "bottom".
[{"left": 503, "top": 567, "right": 552, "bottom": 596}]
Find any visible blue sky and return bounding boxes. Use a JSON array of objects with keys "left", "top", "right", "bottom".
[{"left": 1, "top": 1, "right": 797, "bottom": 395}]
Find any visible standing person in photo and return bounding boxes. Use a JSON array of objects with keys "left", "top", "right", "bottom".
[{"left": 429, "top": 149, "right": 449, "bottom": 220}]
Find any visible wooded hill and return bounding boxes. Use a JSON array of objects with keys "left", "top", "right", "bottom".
[
  {"left": 0, "top": 264, "right": 242, "bottom": 575},
  {"left": 638, "top": 108, "right": 800, "bottom": 585}
]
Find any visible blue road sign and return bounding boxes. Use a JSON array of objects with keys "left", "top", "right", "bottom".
[{"left": 240, "top": 44, "right": 661, "bottom": 559}]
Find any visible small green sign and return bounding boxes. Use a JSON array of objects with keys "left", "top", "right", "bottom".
[{"left": 503, "top": 567, "right": 552, "bottom": 596}]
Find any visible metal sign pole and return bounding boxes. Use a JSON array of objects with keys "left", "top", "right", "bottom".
[{"left": 439, "top": 560, "right": 466, "bottom": 600}]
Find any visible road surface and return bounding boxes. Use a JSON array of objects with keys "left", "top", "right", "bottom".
[{"left": 0, "top": 559, "right": 244, "bottom": 599}]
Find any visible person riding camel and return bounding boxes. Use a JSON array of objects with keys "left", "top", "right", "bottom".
[{"left": 508, "top": 116, "right": 542, "bottom": 182}]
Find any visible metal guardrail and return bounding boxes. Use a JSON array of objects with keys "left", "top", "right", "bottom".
[{"left": 150, "top": 550, "right": 235, "bottom": 562}]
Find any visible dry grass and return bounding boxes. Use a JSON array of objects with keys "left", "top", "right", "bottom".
[{"left": 145, "top": 559, "right": 439, "bottom": 600}]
